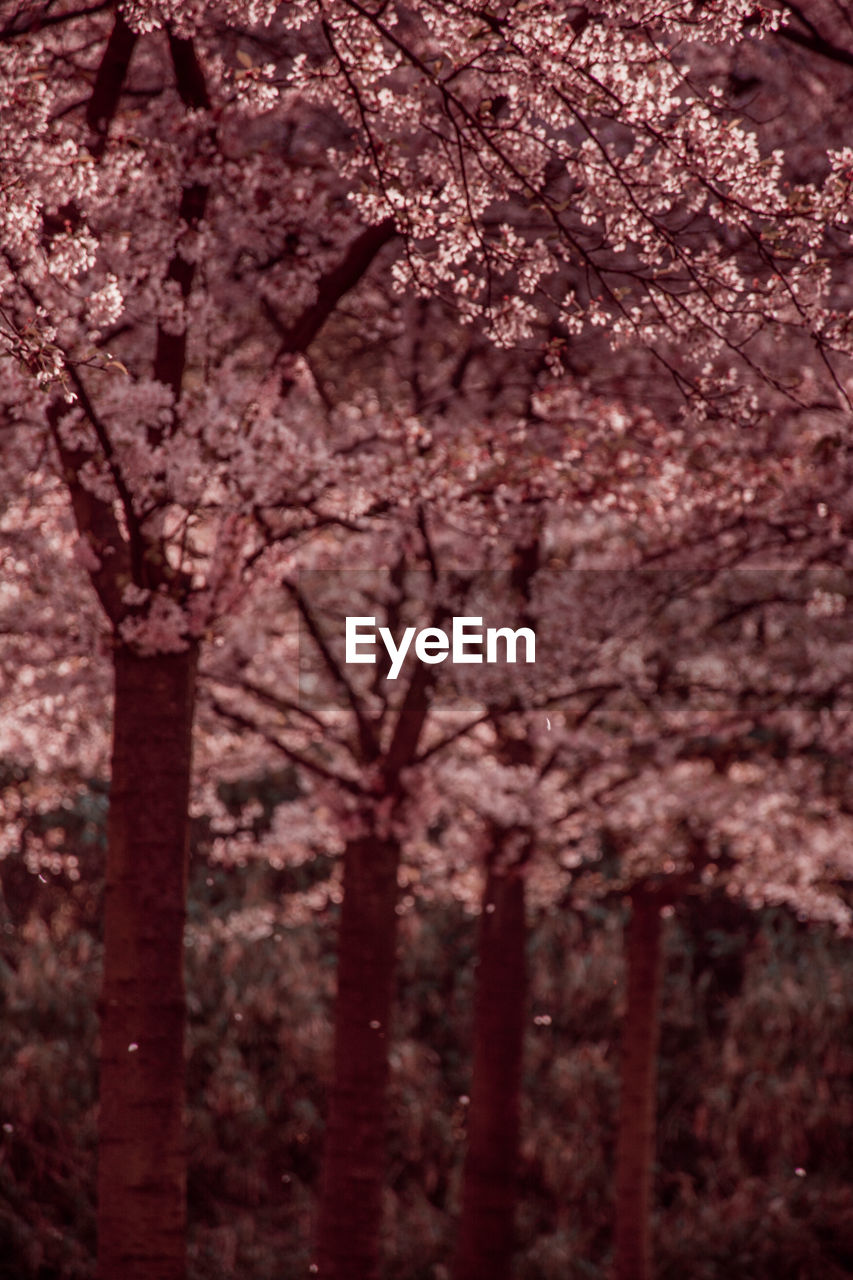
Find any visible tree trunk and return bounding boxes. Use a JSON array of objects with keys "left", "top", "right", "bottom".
[
  {"left": 97, "top": 642, "right": 198, "bottom": 1280},
  {"left": 613, "top": 886, "right": 664, "bottom": 1280},
  {"left": 452, "top": 864, "right": 527, "bottom": 1280},
  {"left": 315, "top": 833, "right": 401, "bottom": 1280}
]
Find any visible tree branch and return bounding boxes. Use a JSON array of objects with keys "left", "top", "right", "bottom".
[
  {"left": 86, "top": 9, "right": 138, "bottom": 158},
  {"left": 287, "top": 581, "right": 379, "bottom": 764},
  {"left": 3, "top": 2, "right": 111, "bottom": 42},
  {"left": 152, "top": 33, "right": 211, "bottom": 408},
  {"left": 777, "top": 3, "right": 853, "bottom": 72},
  {"left": 266, "top": 218, "right": 397, "bottom": 383},
  {"left": 47, "top": 400, "right": 133, "bottom": 623},
  {"left": 209, "top": 696, "right": 362, "bottom": 794}
]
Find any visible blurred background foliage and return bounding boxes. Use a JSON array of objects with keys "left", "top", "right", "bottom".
[{"left": 0, "top": 770, "right": 851, "bottom": 1279}]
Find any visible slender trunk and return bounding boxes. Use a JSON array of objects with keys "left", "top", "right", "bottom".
[
  {"left": 452, "top": 864, "right": 527, "bottom": 1280},
  {"left": 315, "top": 833, "right": 400, "bottom": 1280},
  {"left": 613, "top": 886, "right": 664, "bottom": 1280},
  {"left": 97, "top": 642, "right": 198, "bottom": 1280}
]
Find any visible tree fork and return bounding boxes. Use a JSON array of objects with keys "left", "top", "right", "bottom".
[{"left": 97, "top": 642, "right": 198, "bottom": 1280}]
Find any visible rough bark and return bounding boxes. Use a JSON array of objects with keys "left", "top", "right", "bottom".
[
  {"left": 315, "top": 833, "right": 401, "bottom": 1280},
  {"left": 97, "top": 642, "right": 198, "bottom": 1280},
  {"left": 312, "top": 627, "right": 434, "bottom": 1280},
  {"left": 451, "top": 863, "right": 527, "bottom": 1280},
  {"left": 452, "top": 544, "right": 537, "bottom": 1280},
  {"left": 613, "top": 886, "right": 665, "bottom": 1280}
]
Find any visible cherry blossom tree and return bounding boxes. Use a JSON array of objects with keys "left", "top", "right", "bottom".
[
  {"left": 1, "top": 9, "right": 398, "bottom": 1277},
  {"left": 533, "top": 565, "right": 853, "bottom": 1280},
  {"left": 3, "top": 4, "right": 853, "bottom": 1280},
  {"left": 207, "top": 549, "right": 491, "bottom": 1279},
  {"left": 406, "top": 552, "right": 853, "bottom": 1280}
]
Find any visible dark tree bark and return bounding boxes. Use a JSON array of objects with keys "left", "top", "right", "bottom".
[
  {"left": 314, "top": 832, "right": 401, "bottom": 1280},
  {"left": 97, "top": 642, "right": 198, "bottom": 1280},
  {"left": 311, "top": 628, "right": 434, "bottom": 1280},
  {"left": 452, "top": 860, "right": 527, "bottom": 1280},
  {"left": 85, "top": 9, "right": 138, "bottom": 156},
  {"left": 50, "top": 16, "right": 399, "bottom": 1280},
  {"left": 452, "top": 543, "right": 539, "bottom": 1280},
  {"left": 613, "top": 885, "right": 665, "bottom": 1280}
]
